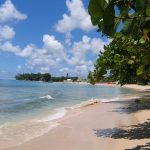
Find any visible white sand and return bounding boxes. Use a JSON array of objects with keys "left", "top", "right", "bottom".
[{"left": 4, "top": 101, "right": 150, "bottom": 150}]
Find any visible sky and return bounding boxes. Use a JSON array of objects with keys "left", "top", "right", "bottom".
[{"left": 0, "top": 0, "right": 110, "bottom": 79}]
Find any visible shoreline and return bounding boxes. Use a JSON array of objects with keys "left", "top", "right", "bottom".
[
  {"left": 2, "top": 84, "right": 150, "bottom": 150},
  {"left": 122, "top": 84, "right": 150, "bottom": 91},
  {"left": 67, "top": 81, "right": 150, "bottom": 91},
  {"left": 4, "top": 99, "right": 150, "bottom": 150}
]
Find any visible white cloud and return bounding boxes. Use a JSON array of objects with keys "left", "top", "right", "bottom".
[
  {"left": 0, "top": 41, "right": 20, "bottom": 53},
  {"left": 25, "top": 34, "right": 68, "bottom": 73},
  {"left": 0, "top": 0, "right": 27, "bottom": 23},
  {"left": 82, "top": 35, "right": 90, "bottom": 43},
  {"left": 63, "top": 35, "right": 111, "bottom": 76},
  {"left": 60, "top": 67, "right": 70, "bottom": 73},
  {"left": 91, "top": 38, "right": 111, "bottom": 54},
  {"left": 18, "top": 44, "right": 34, "bottom": 57},
  {"left": 55, "top": 0, "right": 93, "bottom": 33},
  {"left": 43, "top": 34, "right": 64, "bottom": 56},
  {"left": 0, "top": 42, "right": 33, "bottom": 57},
  {"left": 0, "top": 1, "right": 30, "bottom": 57},
  {"left": 65, "top": 33, "right": 72, "bottom": 46},
  {"left": 74, "top": 65, "right": 89, "bottom": 75},
  {"left": 0, "top": 25, "right": 15, "bottom": 41},
  {"left": 0, "top": 0, "right": 110, "bottom": 77},
  {"left": 0, "top": 33, "right": 68, "bottom": 73},
  {"left": 0, "top": 30, "right": 110, "bottom": 75},
  {"left": 68, "top": 35, "right": 110, "bottom": 66}
]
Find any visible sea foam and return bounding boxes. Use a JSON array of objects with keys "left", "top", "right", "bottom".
[
  {"left": 37, "top": 108, "right": 67, "bottom": 122},
  {"left": 40, "top": 95, "right": 54, "bottom": 100},
  {"left": 100, "top": 95, "right": 141, "bottom": 103}
]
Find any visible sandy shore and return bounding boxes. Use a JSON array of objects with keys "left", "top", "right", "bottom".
[
  {"left": 2, "top": 84, "right": 150, "bottom": 150},
  {"left": 95, "top": 83, "right": 150, "bottom": 91},
  {"left": 4, "top": 97, "right": 150, "bottom": 150},
  {"left": 123, "top": 84, "right": 150, "bottom": 91}
]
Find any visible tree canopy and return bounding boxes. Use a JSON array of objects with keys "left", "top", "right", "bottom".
[
  {"left": 15, "top": 73, "right": 51, "bottom": 82},
  {"left": 88, "top": 0, "right": 150, "bottom": 41},
  {"left": 89, "top": 33, "right": 150, "bottom": 85},
  {"left": 88, "top": 0, "right": 150, "bottom": 85},
  {"left": 15, "top": 73, "right": 78, "bottom": 82}
]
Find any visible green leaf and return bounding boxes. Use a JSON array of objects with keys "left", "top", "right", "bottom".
[
  {"left": 103, "top": 4, "right": 115, "bottom": 36},
  {"left": 117, "top": 2, "right": 129, "bottom": 17},
  {"left": 122, "top": 19, "right": 132, "bottom": 35},
  {"left": 136, "top": 0, "right": 147, "bottom": 11},
  {"left": 143, "top": 54, "right": 150, "bottom": 65},
  {"left": 128, "top": 60, "right": 134, "bottom": 65},
  {"left": 137, "top": 66, "right": 145, "bottom": 76},
  {"left": 146, "top": 5, "right": 150, "bottom": 16},
  {"left": 131, "top": 56, "right": 136, "bottom": 60},
  {"left": 88, "top": 0, "right": 107, "bottom": 25},
  {"left": 122, "top": 19, "right": 137, "bottom": 35},
  {"left": 139, "top": 37, "right": 146, "bottom": 43},
  {"left": 115, "top": 32, "right": 123, "bottom": 38}
]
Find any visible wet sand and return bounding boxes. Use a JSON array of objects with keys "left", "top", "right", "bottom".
[
  {"left": 123, "top": 84, "right": 150, "bottom": 91},
  {"left": 4, "top": 99, "right": 150, "bottom": 150}
]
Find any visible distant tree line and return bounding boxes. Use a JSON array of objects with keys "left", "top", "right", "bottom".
[{"left": 15, "top": 73, "right": 78, "bottom": 82}]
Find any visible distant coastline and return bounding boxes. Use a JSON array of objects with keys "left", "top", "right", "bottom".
[
  {"left": 15, "top": 73, "right": 79, "bottom": 82},
  {"left": 15, "top": 74, "right": 150, "bottom": 91}
]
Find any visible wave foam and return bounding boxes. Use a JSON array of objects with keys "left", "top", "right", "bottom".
[
  {"left": 69, "top": 99, "right": 100, "bottom": 109},
  {"left": 40, "top": 95, "right": 54, "bottom": 100},
  {"left": 69, "top": 95, "right": 141, "bottom": 109},
  {"left": 101, "top": 95, "right": 141, "bottom": 103},
  {"left": 37, "top": 108, "right": 67, "bottom": 123}
]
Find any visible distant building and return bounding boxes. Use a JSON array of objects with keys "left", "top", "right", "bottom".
[{"left": 64, "top": 79, "right": 73, "bottom": 82}]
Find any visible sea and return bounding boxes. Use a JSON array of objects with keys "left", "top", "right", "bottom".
[{"left": 0, "top": 79, "right": 139, "bottom": 149}]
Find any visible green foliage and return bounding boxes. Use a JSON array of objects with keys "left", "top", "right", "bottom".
[
  {"left": 41, "top": 73, "right": 51, "bottom": 82},
  {"left": 15, "top": 73, "right": 78, "bottom": 82},
  {"left": 88, "top": 0, "right": 150, "bottom": 40},
  {"left": 87, "top": 71, "right": 95, "bottom": 85},
  {"left": 91, "top": 34, "right": 150, "bottom": 85},
  {"left": 15, "top": 73, "right": 51, "bottom": 82},
  {"left": 88, "top": 1, "right": 150, "bottom": 85}
]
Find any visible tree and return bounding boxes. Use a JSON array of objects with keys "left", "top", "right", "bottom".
[
  {"left": 88, "top": 0, "right": 150, "bottom": 85},
  {"left": 15, "top": 73, "right": 79, "bottom": 82},
  {"left": 87, "top": 71, "right": 95, "bottom": 85},
  {"left": 91, "top": 33, "right": 150, "bottom": 85},
  {"left": 41, "top": 73, "right": 51, "bottom": 82},
  {"left": 88, "top": 0, "right": 150, "bottom": 41}
]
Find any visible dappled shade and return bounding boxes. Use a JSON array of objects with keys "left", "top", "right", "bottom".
[
  {"left": 112, "top": 93, "right": 150, "bottom": 114},
  {"left": 125, "top": 142, "right": 150, "bottom": 150},
  {"left": 94, "top": 119, "right": 150, "bottom": 140}
]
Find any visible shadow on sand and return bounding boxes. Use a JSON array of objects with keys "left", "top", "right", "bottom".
[
  {"left": 94, "top": 119, "right": 150, "bottom": 140},
  {"left": 112, "top": 93, "right": 150, "bottom": 114},
  {"left": 94, "top": 92, "right": 150, "bottom": 150},
  {"left": 125, "top": 142, "right": 150, "bottom": 150}
]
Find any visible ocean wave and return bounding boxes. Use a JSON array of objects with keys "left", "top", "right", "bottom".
[
  {"left": 100, "top": 95, "right": 141, "bottom": 103},
  {"left": 37, "top": 108, "right": 67, "bottom": 122},
  {"left": 68, "top": 95, "right": 141, "bottom": 109},
  {"left": 40, "top": 95, "right": 54, "bottom": 100},
  {"left": 0, "top": 108, "right": 66, "bottom": 149},
  {"left": 0, "top": 120, "right": 59, "bottom": 149},
  {"left": 68, "top": 99, "right": 100, "bottom": 109}
]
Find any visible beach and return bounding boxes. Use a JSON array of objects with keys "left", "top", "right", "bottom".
[{"left": 3, "top": 84, "right": 150, "bottom": 150}]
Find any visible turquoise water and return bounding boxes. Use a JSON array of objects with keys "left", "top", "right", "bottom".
[
  {"left": 0, "top": 79, "right": 138, "bottom": 148},
  {"left": 0, "top": 79, "right": 137, "bottom": 124}
]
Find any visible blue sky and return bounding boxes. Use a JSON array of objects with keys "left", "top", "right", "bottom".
[{"left": 0, "top": 0, "right": 110, "bottom": 79}]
